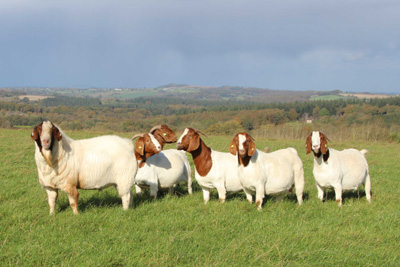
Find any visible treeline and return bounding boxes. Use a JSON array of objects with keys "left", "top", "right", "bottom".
[{"left": 1, "top": 95, "right": 400, "bottom": 142}]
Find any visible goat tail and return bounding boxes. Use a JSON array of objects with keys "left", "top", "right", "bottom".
[
  {"left": 360, "top": 149, "right": 369, "bottom": 156},
  {"left": 293, "top": 163, "right": 305, "bottom": 205}
]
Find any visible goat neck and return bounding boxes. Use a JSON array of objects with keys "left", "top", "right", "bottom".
[
  {"left": 313, "top": 149, "right": 330, "bottom": 162},
  {"left": 190, "top": 138, "right": 213, "bottom": 177},
  {"left": 238, "top": 151, "right": 253, "bottom": 167}
]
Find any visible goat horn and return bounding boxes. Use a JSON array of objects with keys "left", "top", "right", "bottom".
[
  {"left": 194, "top": 129, "right": 208, "bottom": 138},
  {"left": 248, "top": 134, "right": 256, "bottom": 141},
  {"left": 131, "top": 133, "right": 144, "bottom": 140},
  {"left": 149, "top": 125, "right": 162, "bottom": 134}
]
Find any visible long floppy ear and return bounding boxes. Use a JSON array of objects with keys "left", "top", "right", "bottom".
[
  {"left": 229, "top": 136, "right": 238, "bottom": 155},
  {"left": 31, "top": 128, "right": 39, "bottom": 141},
  {"left": 305, "top": 133, "right": 312, "bottom": 154},
  {"left": 320, "top": 132, "right": 329, "bottom": 154},
  {"left": 52, "top": 124, "right": 62, "bottom": 141},
  {"left": 135, "top": 137, "right": 145, "bottom": 156},
  {"left": 187, "top": 133, "right": 200, "bottom": 152},
  {"left": 247, "top": 138, "right": 256, "bottom": 157}
]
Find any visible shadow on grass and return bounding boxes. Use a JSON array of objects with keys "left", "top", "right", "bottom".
[
  {"left": 320, "top": 189, "right": 372, "bottom": 204},
  {"left": 58, "top": 190, "right": 123, "bottom": 213},
  {"left": 57, "top": 184, "right": 198, "bottom": 213}
]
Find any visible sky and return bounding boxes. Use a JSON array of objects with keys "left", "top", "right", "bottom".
[{"left": 1, "top": 0, "right": 399, "bottom": 93}]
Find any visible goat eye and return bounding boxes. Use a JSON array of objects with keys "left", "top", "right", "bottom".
[{"left": 163, "top": 133, "right": 167, "bottom": 136}]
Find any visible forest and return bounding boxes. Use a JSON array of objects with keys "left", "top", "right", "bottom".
[{"left": 1, "top": 87, "right": 399, "bottom": 143}]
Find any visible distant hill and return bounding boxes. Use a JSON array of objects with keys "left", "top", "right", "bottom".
[{"left": 1, "top": 85, "right": 396, "bottom": 104}]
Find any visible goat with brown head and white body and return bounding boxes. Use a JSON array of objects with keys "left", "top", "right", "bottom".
[
  {"left": 305, "top": 131, "right": 371, "bottom": 206},
  {"left": 31, "top": 121, "right": 138, "bottom": 214},
  {"left": 177, "top": 128, "right": 242, "bottom": 203},
  {"left": 149, "top": 124, "right": 177, "bottom": 149},
  {"left": 230, "top": 133, "right": 304, "bottom": 210},
  {"left": 132, "top": 131, "right": 191, "bottom": 198}
]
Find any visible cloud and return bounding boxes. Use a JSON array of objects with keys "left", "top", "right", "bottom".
[{"left": 0, "top": 0, "right": 399, "bottom": 92}]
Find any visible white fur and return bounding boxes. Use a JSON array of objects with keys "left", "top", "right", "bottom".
[
  {"left": 134, "top": 149, "right": 193, "bottom": 198},
  {"left": 177, "top": 129, "right": 243, "bottom": 203},
  {"left": 33, "top": 122, "right": 138, "bottom": 214},
  {"left": 310, "top": 131, "right": 371, "bottom": 206},
  {"left": 195, "top": 149, "right": 243, "bottom": 204},
  {"left": 238, "top": 147, "right": 305, "bottom": 210}
]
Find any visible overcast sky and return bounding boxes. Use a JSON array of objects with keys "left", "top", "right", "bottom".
[{"left": 1, "top": 0, "right": 399, "bottom": 93}]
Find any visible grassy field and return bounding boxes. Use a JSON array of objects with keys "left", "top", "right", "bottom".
[{"left": 0, "top": 128, "right": 399, "bottom": 266}]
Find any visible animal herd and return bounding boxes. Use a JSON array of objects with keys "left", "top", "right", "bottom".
[{"left": 31, "top": 121, "right": 372, "bottom": 214}]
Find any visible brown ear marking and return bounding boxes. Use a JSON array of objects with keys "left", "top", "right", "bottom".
[
  {"left": 51, "top": 123, "right": 62, "bottom": 141},
  {"left": 305, "top": 132, "right": 312, "bottom": 154},
  {"left": 31, "top": 122, "right": 43, "bottom": 141},
  {"left": 187, "top": 133, "right": 201, "bottom": 152},
  {"left": 247, "top": 138, "right": 256, "bottom": 157},
  {"left": 229, "top": 135, "right": 238, "bottom": 155},
  {"left": 320, "top": 132, "right": 329, "bottom": 154},
  {"left": 31, "top": 128, "right": 39, "bottom": 141},
  {"left": 135, "top": 137, "right": 145, "bottom": 156}
]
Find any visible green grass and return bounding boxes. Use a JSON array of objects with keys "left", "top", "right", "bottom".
[{"left": 1, "top": 128, "right": 399, "bottom": 266}]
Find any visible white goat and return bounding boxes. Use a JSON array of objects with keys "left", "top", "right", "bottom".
[
  {"left": 230, "top": 133, "right": 305, "bottom": 210},
  {"left": 133, "top": 125, "right": 192, "bottom": 198},
  {"left": 305, "top": 131, "right": 371, "bottom": 206},
  {"left": 31, "top": 121, "right": 140, "bottom": 214},
  {"left": 134, "top": 149, "right": 193, "bottom": 198},
  {"left": 177, "top": 128, "right": 243, "bottom": 203}
]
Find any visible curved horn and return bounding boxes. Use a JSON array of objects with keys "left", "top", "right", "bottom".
[
  {"left": 248, "top": 134, "right": 256, "bottom": 142},
  {"left": 194, "top": 129, "right": 209, "bottom": 138},
  {"left": 131, "top": 133, "right": 144, "bottom": 140},
  {"left": 149, "top": 125, "right": 162, "bottom": 134}
]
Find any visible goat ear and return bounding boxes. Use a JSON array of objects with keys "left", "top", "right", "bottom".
[
  {"left": 135, "top": 138, "right": 145, "bottom": 156},
  {"left": 52, "top": 125, "right": 62, "bottom": 141},
  {"left": 305, "top": 133, "right": 312, "bottom": 154},
  {"left": 31, "top": 123, "right": 42, "bottom": 141},
  {"left": 320, "top": 133, "right": 329, "bottom": 154},
  {"left": 229, "top": 137, "right": 237, "bottom": 156},
  {"left": 187, "top": 134, "right": 200, "bottom": 152},
  {"left": 247, "top": 139, "right": 256, "bottom": 157},
  {"left": 31, "top": 128, "right": 39, "bottom": 141}
]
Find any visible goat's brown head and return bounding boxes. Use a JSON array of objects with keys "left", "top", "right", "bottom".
[
  {"left": 31, "top": 121, "right": 62, "bottom": 153},
  {"left": 149, "top": 124, "right": 177, "bottom": 148},
  {"left": 305, "top": 131, "right": 329, "bottom": 155},
  {"left": 31, "top": 121, "right": 62, "bottom": 166},
  {"left": 132, "top": 133, "right": 162, "bottom": 162},
  {"left": 229, "top": 132, "right": 256, "bottom": 159},
  {"left": 177, "top": 128, "right": 208, "bottom": 152}
]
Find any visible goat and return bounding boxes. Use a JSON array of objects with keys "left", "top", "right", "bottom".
[
  {"left": 132, "top": 131, "right": 192, "bottom": 198},
  {"left": 149, "top": 124, "right": 177, "bottom": 148},
  {"left": 230, "top": 133, "right": 304, "bottom": 210},
  {"left": 31, "top": 121, "right": 139, "bottom": 214},
  {"left": 305, "top": 131, "right": 371, "bottom": 206},
  {"left": 177, "top": 128, "right": 243, "bottom": 203}
]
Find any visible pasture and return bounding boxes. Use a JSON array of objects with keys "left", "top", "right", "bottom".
[{"left": 0, "top": 128, "right": 399, "bottom": 266}]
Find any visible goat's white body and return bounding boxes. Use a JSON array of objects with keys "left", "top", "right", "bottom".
[
  {"left": 312, "top": 148, "right": 371, "bottom": 204},
  {"left": 134, "top": 149, "right": 192, "bottom": 197},
  {"left": 238, "top": 148, "right": 304, "bottom": 209},
  {"left": 34, "top": 133, "right": 138, "bottom": 213},
  {"left": 195, "top": 150, "right": 242, "bottom": 203}
]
